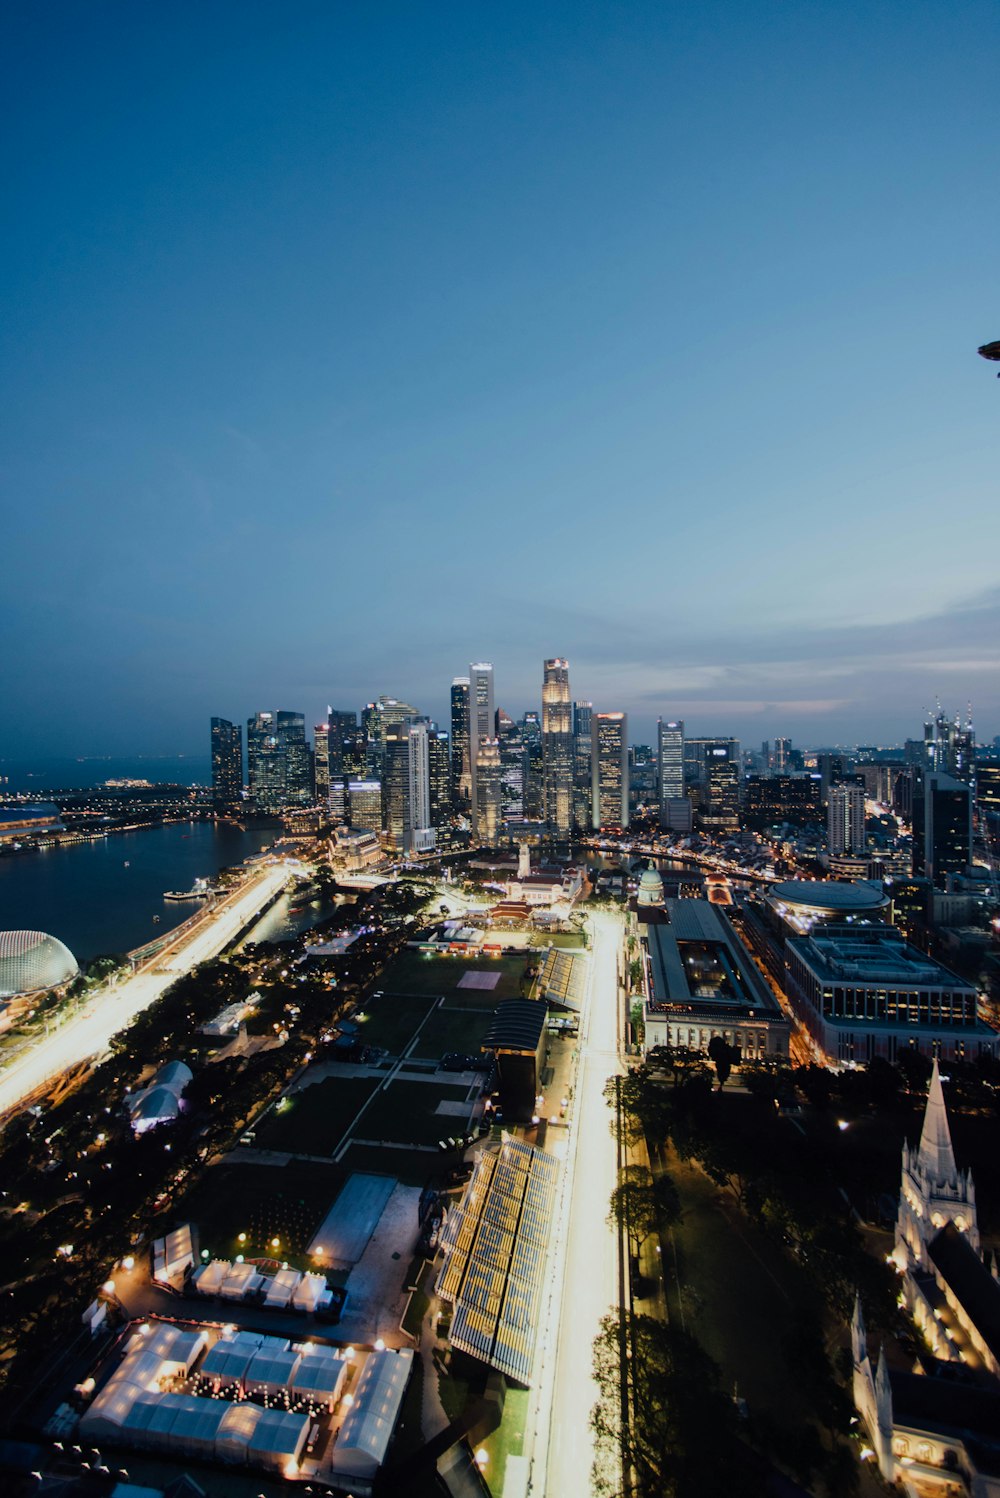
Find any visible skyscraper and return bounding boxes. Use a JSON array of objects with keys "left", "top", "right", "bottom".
[
  {"left": 450, "top": 677, "right": 471, "bottom": 813},
  {"left": 657, "top": 719, "right": 685, "bottom": 826},
  {"left": 573, "top": 701, "right": 593, "bottom": 834},
  {"left": 327, "top": 708, "right": 358, "bottom": 777},
  {"left": 542, "top": 658, "right": 573, "bottom": 837},
  {"left": 474, "top": 737, "right": 503, "bottom": 848},
  {"left": 246, "top": 711, "right": 284, "bottom": 813},
  {"left": 828, "top": 782, "right": 866, "bottom": 856},
  {"left": 592, "top": 712, "right": 629, "bottom": 830},
  {"left": 924, "top": 708, "right": 976, "bottom": 787},
  {"left": 313, "top": 716, "right": 331, "bottom": 809},
  {"left": 276, "top": 711, "right": 312, "bottom": 805},
  {"left": 384, "top": 718, "right": 435, "bottom": 856},
  {"left": 497, "top": 710, "right": 525, "bottom": 822},
  {"left": 210, "top": 717, "right": 243, "bottom": 811},
  {"left": 348, "top": 779, "right": 382, "bottom": 834},
  {"left": 520, "top": 711, "right": 544, "bottom": 819},
  {"left": 428, "top": 727, "right": 452, "bottom": 840},
  {"left": 468, "top": 663, "right": 495, "bottom": 830},
  {"left": 700, "top": 740, "right": 741, "bottom": 831},
  {"left": 912, "top": 771, "right": 972, "bottom": 888}
]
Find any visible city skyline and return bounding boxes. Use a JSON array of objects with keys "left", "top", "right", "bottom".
[{"left": 3, "top": 3, "right": 998, "bottom": 759}]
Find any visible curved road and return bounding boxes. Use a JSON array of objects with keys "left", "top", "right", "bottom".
[{"left": 0, "top": 863, "right": 289, "bottom": 1117}]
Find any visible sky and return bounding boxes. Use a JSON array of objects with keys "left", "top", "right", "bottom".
[{"left": 2, "top": 0, "right": 998, "bottom": 758}]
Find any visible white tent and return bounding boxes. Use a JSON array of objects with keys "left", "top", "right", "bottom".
[
  {"left": 215, "top": 1400, "right": 263, "bottom": 1465},
  {"left": 143, "top": 1322, "right": 206, "bottom": 1376},
  {"left": 244, "top": 1346, "right": 301, "bottom": 1398},
  {"left": 264, "top": 1267, "right": 302, "bottom": 1307},
  {"left": 190, "top": 1257, "right": 229, "bottom": 1295},
  {"left": 219, "top": 1260, "right": 263, "bottom": 1300},
  {"left": 166, "top": 1395, "right": 228, "bottom": 1457},
  {"left": 200, "top": 1340, "right": 255, "bottom": 1389},
  {"left": 291, "top": 1271, "right": 329, "bottom": 1312},
  {"left": 81, "top": 1374, "right": 148, "bottom": 1439},
  {"left": 289, "top": 1351, "right": 347, "bottom": 1410},
  {"left": 330, "top": 1348, "right": 414, "bottom": 1487},
  {"left": 119, "top": 1390, "right": 164, "bottom": 1449},
  {"left": 246, "top": 1407, "right": 310, "bottom": 1475}
]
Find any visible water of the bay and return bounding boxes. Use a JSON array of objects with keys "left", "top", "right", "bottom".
[{"left": 0, "top": 821, "right": 284, "bottom": 962}]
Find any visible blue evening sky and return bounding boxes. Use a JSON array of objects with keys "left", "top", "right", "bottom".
[{"left": 2, "top": 0, "right": 998, "bottom": 757}]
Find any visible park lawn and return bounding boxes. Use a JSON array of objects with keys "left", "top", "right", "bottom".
[
  {"left": 253, "top": 1076, "right": 380, "bottom": 1155},
  {"left": 176, "top": 1157, "right": 346, "bottom": 1263},
  {"left": 410, "top": 1005, "right": 497, "bottom": 1059},
  {"left": 529, "top": 932, "right": 586, "bottom": 949},
  {"left": 663, "top": 1149, "right": 817, "bottom": 1440},
  {"left": 480, "top": 1384, "right": 529, "bottom": 1496},
  {"left": 357, "top": 1079, "right": 477, "bottom": 1146},
  {"left": 338, "top": 1142, "right": 446, "bottom": 1188},
  {"left": 355, "top": 993, "right": 437, "bottom": 1054},
  {"left": 380, "top": 950, "right": 530, "bottom": 1001}
]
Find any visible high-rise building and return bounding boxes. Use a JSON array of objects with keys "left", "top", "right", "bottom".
[
  {"left": 496, "top": 710, "right": 525, "bottom": 824},
  {"left": 327, "top": 708, "right": 358, "bottom": 778},
  {"left": 912, "top": 771, "right": 972, "bottom": 888},
  {"left": 924, "top": 708, "right": 975, "bottom": 786},
  {"left": 313, "top": 717, "right": 331, "bottom": 809},
  {"left": 700, "top": 740, "right": 741, "bottom": 831},
  {"left": 978, "top": 763, "right": 1000, "bottom": 825},
  {"left": 468, "top": 663, "right": 495, "bottom": 830},
  {"left": 773, "top": 737, "right": 792, "bottom": 773},
  {"left": 210, "top": 718, "right": 243, "bottom": 811},
  {"left": 657, "top": 719, "right": 685, "bottom": 825},
  {"left": 450, "top": 678, "right": 471, "bottom": 812},
  {"left": 592, "top": 713, "right": 629, "bottom": 830},
  {"left": 276, "top": 711, "right": 312, "bottom": 805},
  {"left": 542, "top": 658, "right": 573, "bottom": 837},
  {"left": 828, "top": 782, "right": 866, "bottom": 856},
  {"left": 428, "top": 727, "right": 452, "bottom": 840},
  {"left": 520, "top": 711, "right": 544, "bottom": 818},
  {"left": 384, "top": 718, "right": 435, "bottom": 856},
  {"left": 348, "top": 779, "right": 382, "bottom": 834},
  {"left": 572, "top": 702, "right": 593, "bottom": 833},
  {"left": 474, "top": 737, "right": 503, "bottom": 848},
  {"left": 246, "top": 711, "right": 284, "bottom": 813}
]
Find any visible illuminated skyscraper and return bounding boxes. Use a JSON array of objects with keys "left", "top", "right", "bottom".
[
  {"left": 468, "top": 663, "right": 495, "bottom": 830},
  {"left": 657, "top": 718, "right": 685, "bottom": 825},
  {"left": 276, "top": 711, "right": 312, "bottom": 805},
  {"left": 828, "top": 782, "right": 866, "bottom": 856},
  {"left": 384, "top": 718, "right": 435, "bottom": 856},
  {"left": 912, "top": 771, "right": 972, "bottom": 888},
  {"left": 313, "top": 716, "right": 331, "bottom": 808},
  {"left": 474, "top": 737, "right": 503, "bottom": 847},
  {"left": 450, "top": 677, "right": 471, "bottom": 812},
  {"left": 348, "top": 779, "right": 382, "bottom": 833},
  {"left": 542, "top": 658, "right": 573, "bottom": 837},
  {"left": 428, "top": 727, "right": 452, "bottom": 840},
  {"left": 210, "top": 717, "right": 242, "bottom": 811},
  {"left": 246, "top": 711, "right": 284, "bottom": 813},
  {"left": 520, "top": 711, "right": 544, "bottom": 818},
  {"left": 573, "top": 701, "right": 593, "bottom": 833},
  {"left": 700, "top": 740, "right": 741, "bottom": 831},
  {"left": 592, "top": 713, "right": 629, "bottom": 830},
  {"left": 497, "top": 710, "right": 525, "bottom": 822}
]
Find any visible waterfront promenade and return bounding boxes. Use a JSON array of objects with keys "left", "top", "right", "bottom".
[{"left": 0, "top": 862, "right": 289, "bottom": 1117}]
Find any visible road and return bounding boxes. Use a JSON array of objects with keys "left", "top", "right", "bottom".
[
  {"left": 0, "top": 863, "right": 290, "bottom": 1117},
  {"left": 530, "top": 908, "right": 624, "bottom": 1498}
]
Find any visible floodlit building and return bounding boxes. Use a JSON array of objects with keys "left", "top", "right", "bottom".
[
  {"left": 348, "top": 779, "right": 382, "bottom": 834},
  {"left": 127, "top": 1060, "right": 193, "bottom": 1134},
  {"left": 0, "top": 929, "right": 78, "bottom": 997},
  {"left": 450, "top": 677, "right": 472, "bottom": 812},
  {"left": 0, "top": 803, "right": 65, "bottom": 842},
  {"left": 657, "top": 718, "right": 685, "bottom": 819},
  {"left": 329, "top": 1347, "right": 414, "bottom": 1495},
  {"left": 468, "top": 662, "right": 495, "bottom": 834},
  {"left": 592, "top": 712, "right": 629, "bottom": 831},
  {"left": 542, "top": 658, "right": 573, "bottom": 837}
]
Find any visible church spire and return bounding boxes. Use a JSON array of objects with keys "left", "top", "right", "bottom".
[{"left": 917, "top": 1058, "right": 957, "bottom": 1186}]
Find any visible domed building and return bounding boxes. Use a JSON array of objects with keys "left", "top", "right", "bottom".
[
  {"left": 636, "top": 863, "right": 665, "bottom": 908},
  {"left": 0, "top": 930, "right": 78, "bottom": 997}
]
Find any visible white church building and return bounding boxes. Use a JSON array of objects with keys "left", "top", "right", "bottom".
[{"left": 852, "top": 1061, "right": 1000, "bottom": 1495}]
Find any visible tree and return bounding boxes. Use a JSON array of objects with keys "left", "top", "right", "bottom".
[
  {"left": 608, "top": 1165, "right": 681, "bottom": 1257},
  {"left": 707, "top": 1035, "right": 737, "bottom": 1089}
]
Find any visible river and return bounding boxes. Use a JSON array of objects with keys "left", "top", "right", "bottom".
[{"left": 0, "top": 820, "right": 332, "bottom": 963}]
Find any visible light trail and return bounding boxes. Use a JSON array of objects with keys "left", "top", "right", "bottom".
[
  {"left": 0, "top": 864, "right": 289, "bottom": 1117},
  {"left": 528, "top": 908, "right": 624, "bottom": 1498}
]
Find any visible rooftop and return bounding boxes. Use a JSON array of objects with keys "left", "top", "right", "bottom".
[
  {"left": 769, "top": 879, "right": 889, "bottom": 912},
  {"left": 640, "top": 899, "right": 782, "bottom": 1017},
  {"left": 789, "top": 926, "right": 977, "bottom": 992}
]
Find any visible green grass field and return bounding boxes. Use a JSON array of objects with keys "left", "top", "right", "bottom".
[
  {"left": 337, "top": 1142, "right": 447, "bottom": 1188},
  {"left": 355, "top": 993, "right": 437, "bottom": 1053},
  {"left": 253, "top": 1076, "right": 380, "bottom": 1155},
  {"left": 379, "top": 950, "right": 530, "bottom": 1001},
  {"left": 359, "top": 1078, "right": 477, "bottom": 1146},
  {"left": 176, "top": 1157, "right": 346, "bottom": 1263},
  {"left": 410, "top": 1005, "right": 497, "bottom": 1059}
]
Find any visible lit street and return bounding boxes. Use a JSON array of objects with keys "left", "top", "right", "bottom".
[
  {"left": 529, "top": 907, "right": 624, "bottom": 1498},
  {"left": 0, "top": 863, "right": 289, "bottom": 1117}
]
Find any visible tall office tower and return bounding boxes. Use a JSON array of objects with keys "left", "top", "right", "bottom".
[
  {"left": 542, "top": 658, "right": 573, "bottom": 837},
  {"left": 361, "top": 703, "right": 379, "bottom": 773},
  {"left": 828, "top": 782, "right": 866, "bottom": 856},
  {"left": 342, "top": 721, "right": 368, "bottom": 779},
  {"left": 978, "top": 763, "right": 1000, "bottom": 826},
  {"left": 428, "top": 727, "right": 452, "bottom": 838},
  {"left": 683, "top": 736, "right": 741, "bottom": 790},
  {"left": 656, "top": 719, "right": 685, "bottom": 825},
  {"left": 468, "top": 663, "right": 495, "bottom": 828},
  {"left": 450, "top": 678, "right": 471, "bottom": 812},
  {"left": 210, "top": 718, "right": 243, "bottom": 810},
  {"left": 924, "top": 708, "right": 976, "bottom": 786},
  {"left": 761, "top": 740, "right": 770, "bottom": 769},
  {"left": 348, "top": 779, "right": 382, "bottom": 834},
  {"left": 384, "top": 718, "right": 435, "bottom": 856},
  {"left": 313, "top": 717, "right": 331, "bottom": 808},
  {"left": 912, "top": 771, "right": 973, "bottom": 888},
  {"left": 700, "top": 740, "right": 741, "bottom": 831},
  {"left": 276, "top": 712, "right": 312, "bottom": 805},
  {"left": 520, "top": 711, "right": 544, "bottom": 818},
  {"left": 592, "top": 713, "right": 629, "bottom": 830},
  {"left": 364, "top": 696, "right": 418, "bottom": 779},
  {"left": 326, "top": 709, "right": 358, "bottom": 777},
  {"left": 246, "top": 711, "right": 285, "bottom": 812},
  {"left": 496, "top": 710, "right": 525, "bottom": 822},
  {"left": 572, "top": 702, "right": 594, "bottom": 833},
  {"left": 474, "top": 738, "right": 503, "bottom": 847},
  {"left": 774, "top": 737, "right": 792, "bottom": 774}
]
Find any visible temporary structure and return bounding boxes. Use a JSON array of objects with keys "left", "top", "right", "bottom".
[
  {"left": 215, "top": 1401, "right": 263, "bottom": 1465},
  {"left": 263, "top": 1268, "right": 302, "bottom": 1307},
  {"left": 329, "top": 1349, "right": 414, "bottom": 1489},
  {"left": 246, "top": 1407, "right": 310, "bottom": 1475},
  {"left": 243, "top": 1346, "right": 301, "bottom": 1399},
  {"left": 289, "top": 1351, "right": 347, "bottom": 1411},
  {"left": 292, "top": 1271, "right": 330, "bottom": 1312},
  {"left": 219, "top": 1261, "right": 264, "bottom": 1300}
]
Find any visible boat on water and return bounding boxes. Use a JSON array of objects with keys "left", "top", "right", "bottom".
[{"left": 164, "top": 876, "right": 215, "bottom": 901}]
